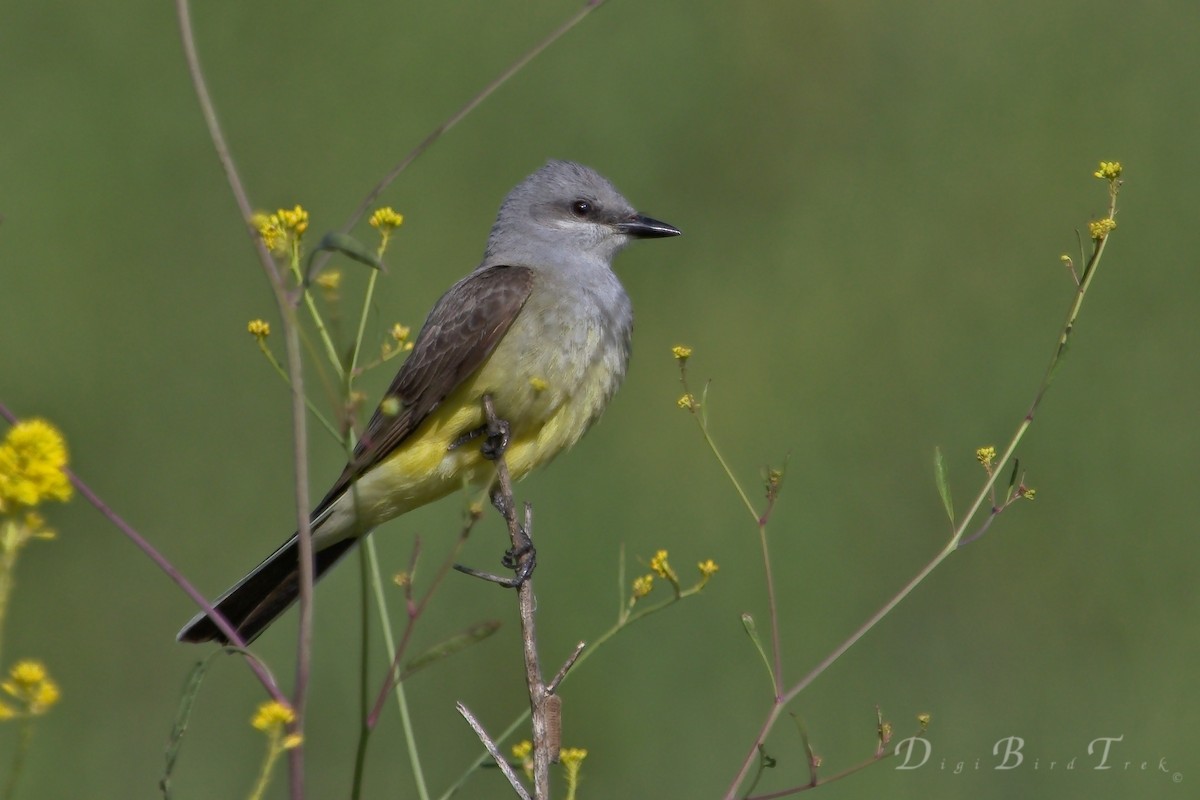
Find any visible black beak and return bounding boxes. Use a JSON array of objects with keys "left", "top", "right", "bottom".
[{"left": 618, "top": 214, "right": 681, "bottom": 239}]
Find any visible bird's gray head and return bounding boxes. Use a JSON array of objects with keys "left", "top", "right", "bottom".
[{"left": 484, "top": 160, "right": 680, "bottom": 268}]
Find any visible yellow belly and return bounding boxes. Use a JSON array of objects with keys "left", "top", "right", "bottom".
[{"left": 314, "top": 301, "right": 626, "bottom": 545}]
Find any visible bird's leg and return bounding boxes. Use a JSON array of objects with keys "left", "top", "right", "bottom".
[{"left": 453, "top": 397, "right": 534, "bottom": 587}]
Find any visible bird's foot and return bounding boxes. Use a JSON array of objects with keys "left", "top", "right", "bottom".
[
  {"left": 480, "top": 416, "right": 510, "bottom": 461},
  {"left": 454, "top": 541, "right": 536, "bottom": 588}
]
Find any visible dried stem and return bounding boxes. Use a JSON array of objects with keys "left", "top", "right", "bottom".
[{"left": 456, "top": 702, "right": 532, "bottom": 800}]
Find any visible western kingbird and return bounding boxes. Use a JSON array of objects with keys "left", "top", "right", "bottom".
[{"left": 179, "top": 160, "right": 680, "bottom": 644}]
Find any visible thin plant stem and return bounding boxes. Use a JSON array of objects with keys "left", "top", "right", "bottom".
[
  {"left": 351, "top": 546, "right": 373, "bottom": 800},
  {"left": 307, "top": 0, "right": 611, "bottom": 280},
  {"left": 0, "top": 519, "right": 17, "bottom": 666},
  {"left": 177, "top": 4, "right": 315, "bottom": 796},
  {"left": 692, "top": 406, "right": 758, "bottom": 523},
  {"left": 757, "top": 521, "right": 784, "bottom": 696},
  {"left": 353, "top": 535, "right": 433, "bottom": 800},
  {"left": 296, "top": 283, "right": 345, "bottom": 381},
  {"left": 256, "top": 339, "right": 341, "bottom": 441},
  {"left": 723, "top": 181, "right": 1121, "bottom": 799},
  {"left": 1, "top": 719, "right": 32, "bottom": 800}
]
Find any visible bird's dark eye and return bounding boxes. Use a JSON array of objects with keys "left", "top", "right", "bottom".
[{"left": 570, "top": 199, "right": 593, "bottom": 218}]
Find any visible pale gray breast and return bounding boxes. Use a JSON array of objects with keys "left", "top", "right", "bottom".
[{"left": 516, "top": 265, "right": 633, "bottom": 399}]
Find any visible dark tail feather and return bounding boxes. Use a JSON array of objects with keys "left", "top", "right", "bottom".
[{"left": 177, "top": 536, "right": 359, "bottom": 645}]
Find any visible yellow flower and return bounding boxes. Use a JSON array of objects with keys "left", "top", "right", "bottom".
[
  {"left": 529, "top": 377, "right": 549, "bottom": 392},
  {"left": 560, "top": 747, "right": 588, "bottom": 800},
  {"left": 1, "top": 660, "right": 60, "bottom": 716},
  {"left": 369, "top": 207, "right": 405, "bottom": 233},
  {"left": 19, "top": 512, "right": 55, "bottom": 541},
  {"left": 559, "top": 746, "right": 588, "bottom": 766},
  {"left": 251, "top": 700, "right": 295, "bottom": 732},
  {"left": 1018, "top": 486, "right": 1037, "bottom": 501},
  {"left": 251, "top": 212, "right": 287, "bottom": 253},
  {"left": 649, "top": 550, "right": 679, "bottom": 587},
  {"left": 512, "top": 739, "right": 534, "bottom": 781},
  {"left": 631, "top": 574, "right": 654, "bottom": 599},
  {"left": 697, "top": 559, "right": 719, "bottom": 579},
  {"left": 391, "top": 324, "right": 411, "bottom": 343},
  {"left": 0, "top": 419, "right": 73, "bottom": 510},
  {"left": 1088, "top": 217, "right": 1117, "bottom": 240},
  {"left": 380, "top": 396, "right": 402, "bottom": 417},
  {"left": 975, "top": 446, "right": 996, "bottom": 470},
  {"left": 9, "top": 662, "right": 45, "bottom": 686},
  {"left": 315, "top": 269, "right": 342, "bottom": 291},
  {"left": 1093, "top": 161, "right": 1122, "bottom": 181},
  {"left": 676, "top": 393, "right": 696, "bottom": 411},
  {"left": 671, "top": 345, "right": 692, "bottom": 360},
  {"left": 247, "top": 319, "right": 271, "bottom": 340},
  {"left": 276, "top": 205, "right": 309, "bottom": 237},
  {"left": 917, "top": 712, "right": 932, "bottom": 731}
]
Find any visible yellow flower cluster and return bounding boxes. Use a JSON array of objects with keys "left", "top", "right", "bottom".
[
  {"left": 251, "top": 205, "right": 308, "bottom": 254},
  {"left": 252, "top": 700, "right": 302, "bottom": 749},
  {"left": 370, "top": 207, "right": 405, "bottom": 254},
  {"left": 677, "top": 393, "right": 697, "bottom": 411},
  {"left": 649, "top": 549, "right": 676, "bottom": 582},
  {"left": 630, "top": 550, "right": 719, "bottom": 605},
  {"left": 560, "top": 746, "right": 588, "bottom": 797},
  {"left": 631, "top": 574, "right": 654, "bottom": 599},
  {"left": 672, "top": 345, "right": 692, "bottom": 361},
  {"left": 0, "top": 420, "right": 73, "bottom": 511},
  {"left": 247, "top": 319, "right": 271, "bottom": 340},
  {"left": 315, "top": 269, "right": 342, "bottom": 292},
  {"left": 529, "top": 376, "right": 549, "bottom": 392},
  {"left": 1088, "top": 217, "right": 1117, "bottom": 241},
  {"left": 511, "top": 739, "right": 534, "bottom": 780},
  {"left": 252, "top": 699, "right": 295, "bottom": 732},
  {"left": 1093, "top": 161, "right": 1122, "bottom": 181},
  {"left": 975, "top": 445, "right": 996, "bottom": 470},
  {"left": 369, "top": 207, "right": 404, "bottom": 233},
  {"left": 0, "top": 660, "right": 59, "bottom": 719},
  {"left": 381, "top": 323, "right": 415, "bottom": 360},
  {"left": 276, "top": 206, "right": 309, "bottom": 237}
]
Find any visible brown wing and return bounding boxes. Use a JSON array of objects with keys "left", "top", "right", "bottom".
[{"left": 312, "top": 264, "right": 535, "bottom": 515}]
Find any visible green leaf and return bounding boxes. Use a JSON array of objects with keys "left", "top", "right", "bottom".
[
  {"left": 160, "top": 650, "right": 227, "bottom": 799},
  {"left": 741, "top": 613, "right": 776, "bottom": 692},
  {"left": 305, "top": 231, "right": 383, "bottom": 283},
  {"left": 403, "top": 620, "right": 501, "bottom": 679},
  {"left": 1007, "top": 457, "right": 1021, "bottom": 494},
  {"left": 934, "top": 447, "right": 954, "bottom": 523}
]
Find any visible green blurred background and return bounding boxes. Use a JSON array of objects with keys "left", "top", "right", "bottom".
[{"left": 2, "top": 1, "right": 1196, "bottom": 797}]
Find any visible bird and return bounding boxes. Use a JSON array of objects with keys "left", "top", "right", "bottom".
[{"left": 178, "top": 160, "right": 680, "bottom": 644}]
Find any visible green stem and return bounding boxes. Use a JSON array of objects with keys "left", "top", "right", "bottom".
[
  {"left": 723, "top": 181, "right": 1121, "bottom": 800},
  {"left": 0, "top": 519, "right": 18, "bottom": 666},
  {"left": 1, "top": 719, "right": 32, "bottom": 800},
  {"left": 692, "top": 412, "right": 758, "bottom": 524},
  {"left": 365, "top": 535, "right": 430, "bottom": 800},
  {"left": 290, "top": 260, "right": 344, "bottom": 381},
  {"left": 257, "top": 341, "right": 341, "bottom": 441}
]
